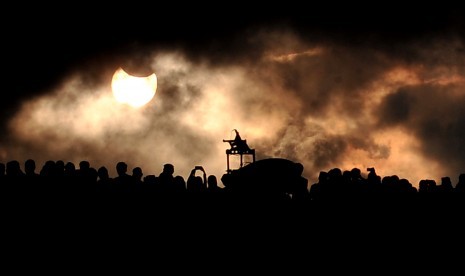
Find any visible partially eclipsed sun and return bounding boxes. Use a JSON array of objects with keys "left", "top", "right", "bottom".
[{"left": 111, "top": 67, "right": 157, "bottom": 108}]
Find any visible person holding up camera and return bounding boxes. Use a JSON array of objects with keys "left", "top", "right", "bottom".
[
  {"left": 187, "top": 165, "right": 207, "bottom": 192},
  {"left": 367, "top": 167, "right": 381, "bottom": 186}
]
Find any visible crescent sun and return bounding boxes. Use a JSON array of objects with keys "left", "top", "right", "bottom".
[{"left": 111, "top": 67, "right": 157, "bottom": 108}]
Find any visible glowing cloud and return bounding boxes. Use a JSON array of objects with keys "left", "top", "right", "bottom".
[{"left": 2, "top": 30, "right": 465, "bottom": 187}]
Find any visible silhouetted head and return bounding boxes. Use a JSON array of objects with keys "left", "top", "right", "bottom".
[
  {"left": 328, "top": 168, "right": 342, "bottom": 182},
  {"left": 221, "top": 173, "right": 233, "bottom": 188},
  {"left": 390, "top": 175, "right": 400, "bottom": 182},
  {"left": 456, "top": 174, "right": 465, "bottom": 192},
  {"left": 116, "top": 162, "right": 128, "bottom": 176},
  {"left": 41, "top": 160, "right": 56, "bottom": 176},
  {"left": 98, "top": 166, "right": 109, "bottom": 180},
  {"left": 174, "top": 175, "right": 186, "bottom": 191},
  {"left": 56, "top": 160, "right": 65, "bottom": 169},
  {"left": 6, "top": 160, "right": 23, "bottom": 176},
  {"left": 132, "top": 167, "right": 143, "bottom": 180},
  {"left": 426, "top": 179, "right": 437, "bottom": 189},
  {"left": 174, "top": 175, "right": 185, "bottom": 183},
  {"left": 25, "top": 159, "right": 36, "bottom": 174},
  {"left": 351, "top": 168, "right": 362, "bottom": 179},
  {"left": 399, "top": 178, "right": 412, "bottom": 189},
  {"left": 382, "top": 176, "right": 391, "bottom": 185},
  {"left": 342, "top": 170, "right": 352, "bottom": 182},
  {"left": 208, "top": 175, "right": 218, "bottom": 189},
  {"left": 162, "top": 163, "right": 174, "bottom": 175},
  {"left": 419, "top": 179, "right": 428, "bottom": 193},
  {"left": 79, "top": 160, "right": 90, "bottom": 170},
  {"left": 144, "top": 175, "right": 157, "bottom": 185},
  {"left": 441, "top": 176, "right": 452, "bottom": 185},
  {"left": 64, "top": 162, "right": 76, "bottom": 175},
  {"left": 441, "top": 176, "right": 453, "bottom": 191},
  {"left": 318, "top": 171, "right": 328, "bottom": 183}
]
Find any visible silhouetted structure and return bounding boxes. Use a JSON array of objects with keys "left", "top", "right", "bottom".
[
  {"left": 223, "top": 129, "right": 255, "bottom": 173},
  {"left": 221, "top": 157, "right": 307, "bottom": 202}
]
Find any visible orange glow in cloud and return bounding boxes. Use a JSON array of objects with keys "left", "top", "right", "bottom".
[
  {"left": 268, "top": 47, "right": 325, "bottom": 63},
  {"left": 337, "top": 128, "right": 445, "bottom": 187},
  {"left": 3, "top": 31, "right": 465, "bottom": 187}
]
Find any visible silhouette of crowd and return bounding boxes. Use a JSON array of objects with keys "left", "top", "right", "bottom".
[
  {"left": 1, "top": 158, "right": 464, "bottom": 210},
  {"left": 1, "top": 157, "right": 464, "bottom": 264}
]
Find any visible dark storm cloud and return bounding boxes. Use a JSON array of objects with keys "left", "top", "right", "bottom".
[
  {"left": 378, "top": 88, "right": 414, "bottom": 126},
  {"left": 270, "top": 45, "right": 392, "bottom": 117},
  {"left": 378, "top": 84, "right": 465, "bottom": 176}
]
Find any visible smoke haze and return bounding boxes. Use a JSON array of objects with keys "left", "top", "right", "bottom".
[{"left": 2, "top": 28, "right": 465, "bottom": 186}]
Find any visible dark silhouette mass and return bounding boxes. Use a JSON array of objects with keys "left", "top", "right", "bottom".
[
  {"left": 3, "top": 9, "right": 465, "bottom": 272},
  {"left": 1, "top": 136, "right": 463, "bottom": 212}
]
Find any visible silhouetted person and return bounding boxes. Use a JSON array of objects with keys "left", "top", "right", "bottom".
[
  {"left": 75, "top": 160, "right": 97, "bottom": 195},
  {"left": 97, "top": 166, "right": 112, "bottom": 194},
  {"left": 5, "top": 160, "right": 25, "bottom": 193},
  {"left": 24, "top": 159, "right": 38, "bottom": 177},
  {"left": 39, "top": 160, "right": 54, "bottom": 178},
  {"left": 113, "top": 161, "right": 133, "bottom": 194},
  {"left": 187, "top": 166, "right": 206, "bottom": 193},
  {"left": 419, "top": 179, "right": 429, "bottom": 194},
  {"left": 309, "top": 171, "right": 328, "bottom": 202},
  {"left": 350, "top": 168, "right": 366, "bottom": 196},
  {"left": 24, "top": 159, "right": 40, "bottom": 193},
  {"left": 62, "top": 161, "right": 78, "bottom": 193},
  {"left": 55, "top": 160, "right": 65, "bottom": 178},
  {"left": 6, "top": 160, "right": 25, "bottom": 178},
  {"left": 0, "top": 163, "right": 5, "bottom": 185},
  {"left": 225, "top": 129, "right": 252, "bottom": 152},
  {"left": 367, "top": 167, "right": 381, "bottom": 186},
  {"left": 76, "top": 160, "right": 92, "bottom": 182},
  {"left": 439, "top": 176, "right": 453, "bottom": 193},
  {"left": 158, "top": 163, "right": 175, "bottom": 193},
  {"left": 455, "top": 173, "right": 465, "bottom": 193},
  {"left": 132, "top": 166, "right": 144, "bottom": 194},
  {"left": 220, "top": 172, "right": 236, "bottom": 192},
  {"left": 207, "top": 175, "right": 222, "bottom": 192},
  {"left": 173, "top": 175, "right": 187, "bottom": 192},
  {"left": 437, "top": 176, "right": 454, "bottom": 203},
  {"left": 143, "top": 174, "right": 158, "bottom": 195},
  {"left": 64, "top": 162, "right": 76, "bottom": 178},
  {"left": 327, "top": 167, "right": 343, "bottom": 201}
]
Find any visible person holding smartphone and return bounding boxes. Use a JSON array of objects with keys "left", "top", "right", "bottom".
[{"left": 187, "top": 165, "right": 207, "bottom": 192}]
